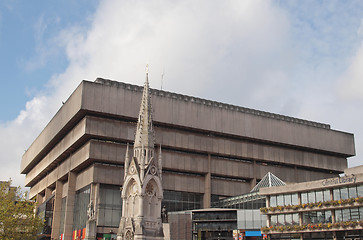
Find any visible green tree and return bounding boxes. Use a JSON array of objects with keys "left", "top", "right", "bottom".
[{"left": 0, "top": 181, "right": 43, "bottom": 240}]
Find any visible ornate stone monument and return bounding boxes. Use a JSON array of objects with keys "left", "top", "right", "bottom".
[{"left": 117, "top": 71, "right": 164, "bottom": 240}]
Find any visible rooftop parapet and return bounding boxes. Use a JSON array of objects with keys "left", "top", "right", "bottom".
[{"left": 95, "top": 78, "right": 331, "bottom": 130}]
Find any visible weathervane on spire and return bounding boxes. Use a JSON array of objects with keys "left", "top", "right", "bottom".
[{"left": 146, "top": 64, "right": 149, "bottom": 74}]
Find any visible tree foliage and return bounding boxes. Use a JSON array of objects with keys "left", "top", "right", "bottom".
[{"left": 0, "top": 181, "right": 43, "bottom": 240}]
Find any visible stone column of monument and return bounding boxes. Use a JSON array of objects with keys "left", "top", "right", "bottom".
[
  {"left": 85, "top": 183, "right": 98, "bottom": 240},
  {"left": 85, "top": 200, "right": 97, "bottom": 240},
  {"left": 117, "top": 71, "right": 164, "bottom": 240}
]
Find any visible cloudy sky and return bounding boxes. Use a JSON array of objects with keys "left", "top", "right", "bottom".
[{"left": 1, "top": 0, "right": 363, "bottom": 187}]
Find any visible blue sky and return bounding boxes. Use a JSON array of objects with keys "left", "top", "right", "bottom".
[
  {"left": 0, "top": 0, "right": 98, "bottom": 121},
  {"left": 1, "top": 0, "right": 363, "bottom": 187}
]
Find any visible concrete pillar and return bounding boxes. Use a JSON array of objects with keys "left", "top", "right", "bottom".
[
  {"left": 331, "top": 189, "right": 336, "bottom": 224},
  {"left": 64, "top": 172, "right": 77, "bottom": 240},
  {"left": 51, "top": 180, "right": 63, "bottom": 240},
  {"left": 92, "top": 183, "right": 100, "bottom": 222},
  {"left": 203, "top": 154, "right": 211, "bottom": 208},
  {"left": 36, "top": 193, "right": 44, "bottom": 205},
  {"left": 250, "top": 160, "right": 257, "bottom": 190},
  {"left": 45, "top": 187, "right": 52, "bottom": 200},
  {"left": 298, "top": 192, "right": 303, "bottom": 225}
]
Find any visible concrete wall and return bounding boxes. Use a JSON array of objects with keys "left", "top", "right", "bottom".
[
  {"left": 22, "top": 79, "right": 355, "bottom": 177},
  {"left": 23, "top": 78, "right": 355, "bottom": 201}
]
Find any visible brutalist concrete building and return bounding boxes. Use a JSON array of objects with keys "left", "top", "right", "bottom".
[{"left": 21, "top": 78, "right": 355, "bottom": 239}]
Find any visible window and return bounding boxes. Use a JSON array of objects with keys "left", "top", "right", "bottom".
[
  {"left": 291, "top": 194, "right": 298, "bottom": 205},
  {"left": 270, "top": 196, "right": 277, "bottom": 207},
  {"left": 340, "top": 187, "right": 349, "bottom": 200},
  {"left": 333, "top": 189, "right": 340, "bottom": 200},
  {"left": 301, "top": 193, "right": 308, "bottom": 204},
  {"left": 303, "top": 211, "right": 331, "bottom": 224},
  {"left": 292, "top": 213, "right": 299, "bottom": 225},
  {"left": 162, "top": 190, "right": 202, "bottom": 212},
  {"left": 323, "top": 190, "right": 330, "bottom": 201},
  {"left": 59, "top": 197, "right": 67, "bottom": 235},
  {"left": 335, "top": 209, "right": 343, "bottom": 222},
  {"left": 348, "top": 186, "right": 358, "bottom": 198},
  {"left": 308, "top": 191, "right": 316, "bottom": 203},
  {"left": 350, "top": 207, "right": 360, "bottom": 221},
  {"left": 315, "top": 191, "right": 323, "bottom": 202},
  {"left": 325, "top": 211, "right": 332, "bottom": 223},
  {"left": 73, "top": 185, "right": 90, "bottom": 231},
  {"left": 271, "top": 215, "right": 277, "bottom": 225},
  {"left": 98, "top": 185, "right": 122, "bottom": 227},
  {"left": 284, "top": 194, "right": 292, "bottom": 206},
  {"left": 342, "top": 208, "right": 350, "bottom": 221},
  {"left": 357, "top": 185, "right": 363, "bottom": 197},
  {"left": 285, "top": 214, "right": 292, "bottom": 225},
  {"left": 277, "top": 195, "right": 284, "bottom": 206}
]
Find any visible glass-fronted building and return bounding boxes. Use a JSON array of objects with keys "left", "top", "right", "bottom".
[{"left": 259, "top": 165, "right": 363, "bottom": 240}]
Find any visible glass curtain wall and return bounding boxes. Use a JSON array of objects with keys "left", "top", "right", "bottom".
[
  {"left": 162, "top": 190, "right": 203, "bottom": 212},
  {"left": 334, "top": 184, "right": 363, "bottom": 200},
  {"left": 98, "top": 184, "right": 122, "bottom": 227},
  {"left": 59, "top": 197, "right": 67, "bottom": 237},
  {"left": 73, "top": 185, "right": 91, "bottom": 231},
  {"left": 335, "top": 207, "right": 363, "bottom": 222}
]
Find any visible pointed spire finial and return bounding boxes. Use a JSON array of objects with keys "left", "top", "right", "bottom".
[{"left": 134, "top": 67, "right": 154, "bottom": 151}]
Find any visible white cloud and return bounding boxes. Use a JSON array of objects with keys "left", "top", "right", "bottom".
[
  {"left": 1, "top": 0, "right": 363, "bottom": 187},
  {"left": 338, "top": 41, "right": 363, "bottom": 100},
  {"left": 358, "top": 18, "right": 363, "bottom": 36}
]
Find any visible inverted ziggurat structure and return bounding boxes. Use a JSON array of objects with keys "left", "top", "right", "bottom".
[{"left": 21, "top": 71, "right": 355, "bottom": 239}]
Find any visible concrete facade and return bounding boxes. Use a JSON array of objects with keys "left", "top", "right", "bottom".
[{"left": 21, "top": 78, "right": 355, "bottom": 239}]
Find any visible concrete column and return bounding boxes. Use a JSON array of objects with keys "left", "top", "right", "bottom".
[
  {"left": 330, "top": 189, "right": 336, "bottom": 224},
  {"left": 203, "top": 154, "right": 211, "bottom": 208},
  {"left": 298, "top": 193, "right": 301, "bottom": 204},
  {"left": 64, "top": 172, "right": 77, "bottom": 240},
  {"left": 93, "top": 183, "right": 100, "bottom": 224},
  {"left": 297, "top": 192, "right": 303, "bottom": 225},
  {"left": 250, "top": 160, "right": 257, "bottom": 190},
  {"left": 36, "top": 193, "right": 44, "bottom": 205},
  {"left": 51, "top": 180, "right": 63, "bottom": 240},
  {"left": 45, "top": 187, "right": 52, "bottom": 200}
]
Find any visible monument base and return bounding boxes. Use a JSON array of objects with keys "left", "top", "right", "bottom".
[
  {"left": 163, "top": 223, "right": 170, "bottom": 240},
  {"left": 84, "top": 220, "right": 96, "bottom": 240}
]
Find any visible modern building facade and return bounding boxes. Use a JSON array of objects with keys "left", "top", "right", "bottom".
[
  {"left": 21, "top": 77, "right": 355, "bottom": 239},
  {"left": 259, "top": 165, "right": 363, "bottom": 240}
]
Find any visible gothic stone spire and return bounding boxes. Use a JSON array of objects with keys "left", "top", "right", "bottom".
[
  {"left": 118, "top": 71, "right": 164, "bottom": 240},
  {"left": 134, "top": 72, "right": 155, "bottom": 150}
]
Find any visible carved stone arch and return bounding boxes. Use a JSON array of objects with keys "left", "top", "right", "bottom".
[
  {"left": 142, "top": 175, "right": 163, "bottom": 199},
  {"left": 125, "top": 229, "right": 134, "bottom": 240},
  {"left": 122, "top": 177, "right": 142, "bottom": 198},
  {"left": 142, "top": 177, "right": 162, "bottom": 219}
]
